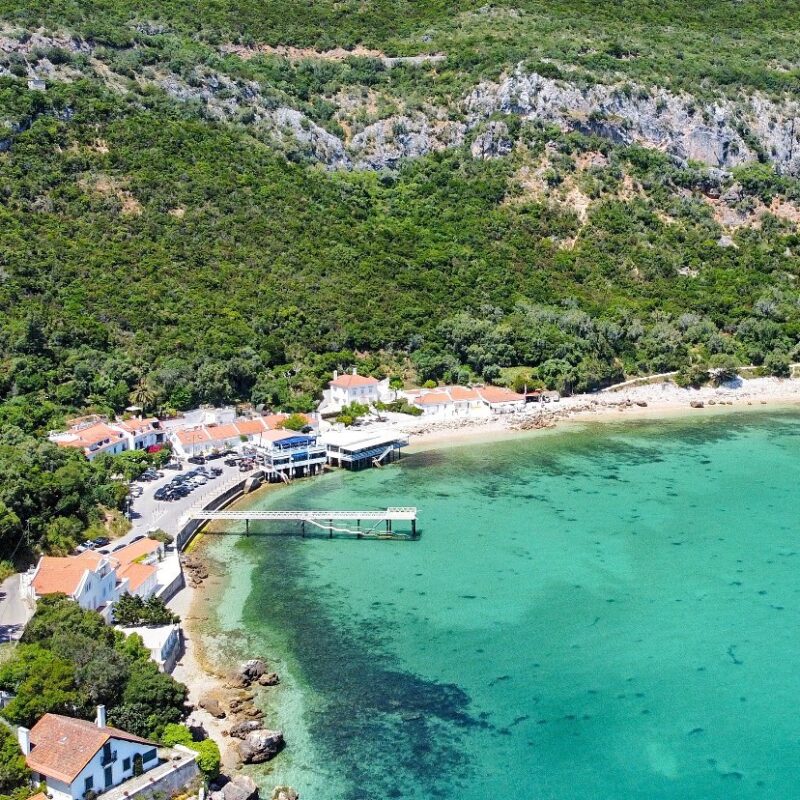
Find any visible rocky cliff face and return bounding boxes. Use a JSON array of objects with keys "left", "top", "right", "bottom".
[
  {"left": 4, "top": 26, "right": 800, "bottom": 175},
  {"left": 465, "top": 69, "right": 800, "bottom": 174}
]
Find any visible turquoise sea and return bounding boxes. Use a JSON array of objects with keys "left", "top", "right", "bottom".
[{"left": 204, "top": 412, "right": 800, "bottom": 799}]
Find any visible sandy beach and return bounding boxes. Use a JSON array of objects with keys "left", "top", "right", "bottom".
[
  {"left": 168, "top": 557, "right": 243, "bottom": 772},
  {"left": 165, "top": 374, "right": 800, "bottom": 778},
  {"left": 393, "top": 376, "right": 800, "bottom": 450}
]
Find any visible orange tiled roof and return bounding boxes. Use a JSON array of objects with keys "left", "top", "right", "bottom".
[
  {"left": 234, "top": 418, "right": 268, "bottom": 437},
  {"left": 448, "top": 386, "right": 480, "bottom": 401},
  {"left": 112, "top": 538, "right": 161, "bottom": 566},
  {"left": 27, "top": 713, "right": 154, "bottom": 783},
  {"left": 55, "top": 422, "right": 125, "bottom": 451},
  {"left": 175, "top": 427, "right": 212, "bottom": 446},
  {"left": 118, "top": 561, "right": 156, "bottom": 592},
  {"left": 330, "top": 373, "right": 379, "bottom": 389},
  {"left": 255, "top": 429, "right": 296, "bottom": 443},
  {"left": 415, "top": 391, "right": 452, "bottom": 406},
  {"left": 477, "top": 386, "right": 524, "bottom": 404},
  {"left": 114, "top": 417, "right": 158, "bottom": 434},
  {"left": 32, "top": 555, "right": 103, "bottom": 597}
]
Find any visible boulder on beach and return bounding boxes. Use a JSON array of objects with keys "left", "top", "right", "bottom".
[
  {"left": 210, "top": 776, "right": 260, "bottom": 800},
  {"left": 229, "top": 720, "right": 264, "bottom": 739},
  {"left": 690, "top": 400, "right": 704, "bottom": 408},
  {"left": 199, "top": 693, "right": 227, "bottom": 719},
  {"left": 230, "top": 659, "right": 268, "bottom": 688},
  {"left": 259, "top": 672, "right": 280, "bottom": 686},
  {"left": 237, "top": 728, "right": 285, "bottom": 764}
]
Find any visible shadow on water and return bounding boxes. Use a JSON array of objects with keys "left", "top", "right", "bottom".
[{"left": 241, "top": 537, "right": 483, "bottom": 800}]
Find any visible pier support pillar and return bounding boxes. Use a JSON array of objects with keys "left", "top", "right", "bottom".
[
  {"left": 329, "top": 519, "right": 333, "bottom": 539},
  {"left": 246, "top": 519, "right": 250, "bottom": 537},
  {"left": 411, "top": 519, "right": 416, "bottom": 538}
]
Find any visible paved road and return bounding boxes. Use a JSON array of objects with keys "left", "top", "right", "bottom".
[
  {"left": 127, "top": 458, "right": 248, "bottom": 540},
  {"left": 0, "top": 573, "right": 32, "bottom": 644}
]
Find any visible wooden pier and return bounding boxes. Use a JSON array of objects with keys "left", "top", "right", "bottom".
[{"left": 185, "top": 507, "right": 418, "bottom": 539}]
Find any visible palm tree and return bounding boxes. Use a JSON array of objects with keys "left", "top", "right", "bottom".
[{"left": 130, "top": 377, "right": 155, "bottom": 413}]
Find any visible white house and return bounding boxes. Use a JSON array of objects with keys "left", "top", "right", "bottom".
[
  {"left": 112, "top": 417, "right": 166, "bottom": 451},
  {"left": 23, "top": 552, "right": 120, "bottom": 616},
  {"left": 49, "top": 420, "right": 129, "bottom": 461},
  {"left": 116, "top": 624, "right": 183, "bottom": 673},
  {"left": 20, "top": 708, "right": 160, "bottom": 800},
  {"left": 318, "top": 369, "right": 388, "bottom": 415},
  {"left": 408, "top": 385, "right": 525, "bottom": 416}
]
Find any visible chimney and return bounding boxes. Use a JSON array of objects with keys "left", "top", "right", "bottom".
[
  {"left": 17, "top": 726, "right": 30, "bottom": 756},
  {"left": 333, "top": 370, "right": 338, "bottom": 380},
  {"left": 96, "top": 705, "right": 106, "bottom": 728},
  {"left": 352, "top": 367, "right": 357, "bottom": 375}
]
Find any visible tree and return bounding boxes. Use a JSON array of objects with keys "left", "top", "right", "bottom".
[
  {"left": 336, "top": 402, "right": 369, "bottom": 427},
  {"left": 0, "top": 725, "right": 30, "bottom": 792},
  {"left": 129, "top": 377, "right": 156, "bottom": 413},
  {"left": 0, "top": 644, "right": 79, "bottom": 727},
  {"left": 114, "top": 594, "right": 178, "bottom": 626},
  {"left": 160, "top": 725, "right": 220, "bottom": 779},
  {"left": 280, "top": 413, "right": 310, "bottom": 431}
]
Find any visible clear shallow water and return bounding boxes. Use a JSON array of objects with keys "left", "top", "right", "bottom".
[{"left": 207, "top": 412, "right": 800, "bottom": 799}]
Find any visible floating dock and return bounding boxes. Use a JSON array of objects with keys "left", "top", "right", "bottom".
[{"left": 185, "top": 507, "right": 418, "bottom": 539}]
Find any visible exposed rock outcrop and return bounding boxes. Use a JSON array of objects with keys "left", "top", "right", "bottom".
[
  {"left": 210, "top": 776, "right": 259, "bottom": 800},
  {"left": 271, "top": 788, "right": 299, "bottom": 800},
  {"left": 466, "top": 68, "right": 800, "bottom": 174},
  {"left": 236, "top": 728, "right": 285, "bottom": 764}
]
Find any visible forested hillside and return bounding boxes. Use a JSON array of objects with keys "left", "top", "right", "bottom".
[{"left": 1, "top": 2, "right": 799, "bottom": 437}]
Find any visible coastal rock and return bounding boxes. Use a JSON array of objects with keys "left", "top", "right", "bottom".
[
  {"left": 271, "top": 788, "right": 299, "bottom": 800},
  {"left": 229, "top": 720, "right": 263, "bottom": 739},
  {"left": 210, "top": 776, "right": 259, "bottom": 800},
  {"left": 181, "top": 554, "right": 209, "bottom": 587},
  {"left": 259, "top": 672, "right": 280, "bottom": 686},
  {"left": 241, "top": 659, "right": 268, "bottom": 681},
  {"left": 236, "top": 729, "right": 285, "bottom": 764},
  {"left": 199, "top": 694, "right": 227, "bottom": 719},
  {"left": 690, "top": 400, "right": 705, "bottom": 408}
]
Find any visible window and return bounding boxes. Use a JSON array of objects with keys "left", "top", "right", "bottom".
[
  {"left": 123, "top": 756, "right": 131, "bottom": 770},
  {"left": 143, "top": 747, "right": 157, "bottom": 762},
  {"left": 84, "top": 777, "right": 94, "bottom": 793}
]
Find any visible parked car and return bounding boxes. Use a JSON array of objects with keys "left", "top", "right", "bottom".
[
  {"left": 131, "top": 534, "right": 145, "bottom": 543},
  {"left": 192, "top": 475, "right": 208, "bottom": 485},
  {"left": 163, "top": 461, "right": 182, "bottom": 470},
  {"left": 92, "top": 537, "right": 110, "bottom": 547},
  {"left": 239, "top": 460, "right": 254, "bottom": 472},
  {"left": 206, "top": 451, "right": 224, "bottom": 460},
  {"left": 188, "top": 455, "right": 206, "bottom": 465},
  {"left": 154, "top": 487, "right": 169, "bottom": 501},
  {"left": 129, "top": 485, "right": 143, "bottom": 498},
  {"left": 209, "top": 467, "right": 223, "bottom": 477},
  {"left": 224, "top": 457, "right": 240, "bottom": 466}
]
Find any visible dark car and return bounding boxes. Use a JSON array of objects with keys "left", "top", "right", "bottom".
[
  {"left": 210, "top": 467, "right": 223, "bottom": 476},
  {"left": 188, "top": 455, "right": 206, "bottom": 465},
  {"left": 224, "top": 457, "right": 240, "bottom": 466},
  {"left": 206, "top": 451, "right": 224, "bottom": 461},
  {"left": 92, "top": 536, "right": 110, "bottom": 547},
  {"left": 154, "top": 487, "right": 169, "bottom": 501},
  {"left": 163, "top": 461, "right": 182, "bottom": 470}
]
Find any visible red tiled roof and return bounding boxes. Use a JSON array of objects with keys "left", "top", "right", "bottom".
[
  {"left": 27, "top": 714, "right": 155, "bottom": 783},
  {"left": 448, "top": 386, "right": 480, "bottom": 402},
  {"left": 55, "top": 422, "right": 125, "bottom": 452},
  {"left": 477, "top": 386, "right": 525, "bottom": 404},
  {"left": 415, "top": 392, "right": 452, "bottom": 406},
  {"left": 112, "top": 538, "right": 161, "bottom": 567},
  {"left": 118, "top": 561, "right": 156, "bottom": 592},
  {"left": 330, "top": 373, "right": 379, "bottom": 389},
  {"left": 175, "top": 427, "right": 212, "bottom": 446},
  {"left": 114, "top": 417, "right": 159, "bottom": 434},
  {"left": 32, "top": 554, "right": 104, "bottom": 597}
]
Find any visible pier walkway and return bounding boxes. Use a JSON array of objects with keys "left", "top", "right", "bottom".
[{"left": 184, "top": 507, "right": 418, "bottom": 538}]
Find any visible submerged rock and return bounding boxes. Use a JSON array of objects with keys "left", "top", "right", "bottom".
[{"left": 271, "top": 788, "right": 299, "bottom": 800}]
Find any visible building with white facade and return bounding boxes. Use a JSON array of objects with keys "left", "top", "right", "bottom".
[
  {"left": 48, "top": 416, "right": 165, "bottom": 460},
  {"left": 408, "top": 385, "right": 525, "bottom": 416},
  {"left": 322, "top": 428, "right": 409, "bottom": 469},
  {"left": 170, "top": 413, "right": 318, "bottom": 458},
  {"left": 22, "top": 539, "right": 165, "bottom": 619},
  {"left": 20, "top": 708, "right": 162, "bottom": 800},
  {"left": 318, "top": 369, "right": 387, "bottom": 415},
  {"left": 23, "top": 552, "right": 120, "bottom": 616},
  {"left": 250, "top": 429, "right": 327, "bottom": 480},
  {"left": 117, "top": 624, "right": 183, "bottom": 673}
]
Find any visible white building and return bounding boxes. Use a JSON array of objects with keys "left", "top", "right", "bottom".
[
  {"left": 322, "top": 428, "right": 408, "bottom": 469},
  {"left": 23, "top": 539, "right": 164, "bottom": 619},
  {"left": 112, "top": 417, "right": 166, "bottom": 451},
  {"left": 408, "top": 385, "right": 525, "bottom": 416},
  {"left": 49, "top": 420, "right": 129, "bottom": 460},
  {"left": 116, "top": 624, "right": 183, "bottom": 673},
  {"left": 20, "top": 708, "right": 161, "bottom": 800},
  {"left": 318, "top": 369, "right": 386, "bottom": 415},
  {"left": 23, "top": 552, "right": 120, "bottom": 617}
]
